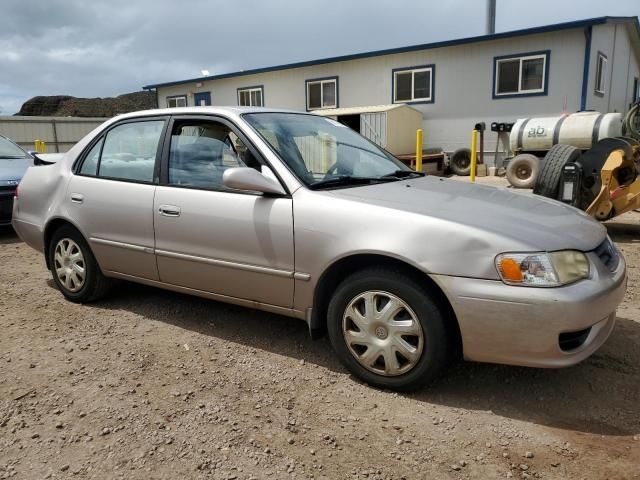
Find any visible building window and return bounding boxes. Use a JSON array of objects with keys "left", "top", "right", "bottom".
[
  {"left": 595, "top": 52, "right": 607, "bottom": 95},
  {"left": 493, "top": 51, "right": 549, "bottom": 98},
  {"left": 167, "top": 96, "right": 187, "bottom": 108},
  {"left": 306, "top": 77, "right": 338, "bottom": 110},
  {"left": 238, "top": 86, "right": 264, "bottom": 107},
  {"left": 392, "top": 65, "right": 434, "bottom": 103}
]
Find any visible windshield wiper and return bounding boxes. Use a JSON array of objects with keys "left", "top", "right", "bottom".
[
  {"left": 380, "top": 170, "right": 425, "bottom": 179},
  {"left": 309, "top": 176, "right": 392, "bottom": 190}
]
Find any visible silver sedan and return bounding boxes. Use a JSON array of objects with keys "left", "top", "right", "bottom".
[{"left": 12, "top": 107, "right": 627, "bottom": 391}]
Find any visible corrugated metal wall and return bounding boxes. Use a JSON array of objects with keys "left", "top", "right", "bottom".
[
  {"left": 293, "top": 135, "right": 336, "bottom": 174},
  {"left": 360, "top": 112, "right": 387, "bottom": 148},
  {"left": 0, "top": 116, "right": 108, "bottom": 153}
]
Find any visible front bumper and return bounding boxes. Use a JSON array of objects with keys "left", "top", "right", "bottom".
[
  {"left": 432, "top": 251, "right": 627, "bottom": 368},
  {"left": 0, "top": 191, "right": 16, "bottom": 226}
]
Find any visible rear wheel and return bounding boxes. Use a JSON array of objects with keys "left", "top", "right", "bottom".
[
  {"left": 506, "top": 154, "right": 540, "bottom": 189},
  {"left": 326, "top": 268, "right": 453, "bottom": 391},
  {"left": 48, "top": 225, "right": 111, "bottom": 303},
  {"left": 533, "top": 145, "right": 581, "bottom": 199}
]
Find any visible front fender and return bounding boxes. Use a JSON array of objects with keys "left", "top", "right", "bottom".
[{"left": 290, "top": 188, "right": 527, "bottom": 313}]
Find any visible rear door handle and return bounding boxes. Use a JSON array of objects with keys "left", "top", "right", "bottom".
[
  {"left": 158, "top": 205, "right": 181, "bottom": 217},
  {"left": 70, "top": 193, "right": 84, "bottom": 204}
]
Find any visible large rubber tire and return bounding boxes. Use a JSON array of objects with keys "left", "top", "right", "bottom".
[
  {"left": 533, "top": 144, "right": 581, "bottom": 199},
  {"left": 48, "top": 225, "right": 111, "bottom": 303},
  {"left": 326, "top": 267, "right": 453, "bottom": 392},
  {"left": 506, "top": 154, "right": 540, "bottom": 189},
  {"left": 450, "top": 148, "right": 471, "bottom": 176}
]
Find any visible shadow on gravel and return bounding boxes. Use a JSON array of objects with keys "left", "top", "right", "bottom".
[
  {"left": 87, "top": 280, "right": 640, "bottom": 438},
  {"left": 0, "top": 226, "right": 20, "bottom": 245},
  {"left": 411, "top": 316, "right": 640, "bottom": 436},
  {"left": 606, "top": 220, "right": 640, "bottom": 244}
]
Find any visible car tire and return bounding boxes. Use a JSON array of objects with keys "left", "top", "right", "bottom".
[
  {"left": 450, "top": 148, "right": 472, "bottom": 176},
  {"left": 506, "top": 154, "right": 540, "bottom": 189},
  {"left": 48, "top": 225, "right": 111, "bottom": 303},
  {"left": 533, "top": 144, "right": 581, "bottom": 199},
  {"left": 326, "top": 267, "right": 452, "bottom": 392}
]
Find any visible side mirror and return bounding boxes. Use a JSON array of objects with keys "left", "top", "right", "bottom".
[{"left": 223, "top": 167, "right": 287, "bottom": 196}]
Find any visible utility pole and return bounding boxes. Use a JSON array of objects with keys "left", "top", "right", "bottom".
[{"left": 486, "top": 0, "right": 496, "bottom": 34}]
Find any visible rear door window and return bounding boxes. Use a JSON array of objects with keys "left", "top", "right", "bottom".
[
  {"left": 79, "top": 138, "right": 103, "bottom": 176},
  {"left": 97, "top": 121, "right": 164, "bottom": 182}
]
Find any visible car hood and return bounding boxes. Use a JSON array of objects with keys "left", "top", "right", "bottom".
[
  {"left": 0, "top": 157, "right": 32, "bottom": 184},
  {"left": 328, "top": 176, "right": 606, "bottom": 252}
]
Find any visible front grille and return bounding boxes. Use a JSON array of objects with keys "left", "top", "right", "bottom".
[
  {"left": 594, "top": 237, "right": 620, "bottom": 272},
  {"left": 0, "top": 196, "right": 13, "bottom": 223},
  {"left": 559, "top": 327, "right": 592, "bottom": 352}
]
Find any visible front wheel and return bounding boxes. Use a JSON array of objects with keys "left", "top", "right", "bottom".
[
  {"left": 48, "top": 225, "right": 111, "bottom": 303},
  {"left": 327, "top": 268, "right": 453, "bottom": 391}
]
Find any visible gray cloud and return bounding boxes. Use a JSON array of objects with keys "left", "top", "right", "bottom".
[{"left": 0, "top": 0, "right": 638, "bottom": 114}]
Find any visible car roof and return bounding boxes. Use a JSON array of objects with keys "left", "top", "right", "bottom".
[{"left": 111, "top": 106, "right": 314, "bottom": 122}]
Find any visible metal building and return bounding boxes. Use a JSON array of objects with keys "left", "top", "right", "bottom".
[{"left": 143, "top": 17, "right": 640, "bottom": 165}]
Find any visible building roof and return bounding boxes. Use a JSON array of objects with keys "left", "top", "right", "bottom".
[{"left": 143, "top": 16, "right": 640, "bottom": 90}]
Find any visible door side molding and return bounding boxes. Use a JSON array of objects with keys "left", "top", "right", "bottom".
[
  {"left": 90, "top": 237, "right": 155, "bottom": 254},
  {"left": 155, "top": 249, "right": 294, "bottom": 278}
]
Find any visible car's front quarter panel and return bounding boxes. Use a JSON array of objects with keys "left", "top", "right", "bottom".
[
  {"left": 291, "top": 187, "right": 537, "bottom": 313},
  {"left": 291, "top": 185, "right": 626, "bottom": 370}
]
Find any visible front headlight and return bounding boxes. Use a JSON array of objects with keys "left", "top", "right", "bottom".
[{"left": 495, "top": 251, "right": 590, "bottom": 287}]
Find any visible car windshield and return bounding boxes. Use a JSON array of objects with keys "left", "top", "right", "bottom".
[
  {"left": 243, "top": 112, "right": 418, "bottom": 188},
  {"left": 0, "top": 136, "right": 28, "bottom": 159}
]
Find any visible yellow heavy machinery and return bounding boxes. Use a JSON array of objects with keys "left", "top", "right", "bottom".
[{"left": 533, "top": 103, "right": 640, "bottom": 221}]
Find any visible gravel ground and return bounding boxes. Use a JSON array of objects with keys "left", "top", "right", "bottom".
[{"left": 1, "top": 178, "right": 639, "bottom": 479}]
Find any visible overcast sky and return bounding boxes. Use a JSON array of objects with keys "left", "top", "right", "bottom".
[{"left": 1, "top": 0, "right": 638, "bottom": 114}]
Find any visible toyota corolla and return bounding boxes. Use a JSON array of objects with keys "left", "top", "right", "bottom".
[{"left": 12, "top": 107, "right": 627, "bottom": 391}]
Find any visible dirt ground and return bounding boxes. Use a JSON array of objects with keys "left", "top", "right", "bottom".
[{"left": 1, "top": 178, "right": 639, "bottom": 479}]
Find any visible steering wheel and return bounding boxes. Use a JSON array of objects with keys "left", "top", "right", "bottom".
[{"left": 323, "top": 161, "right": 341, "bottom": 179}]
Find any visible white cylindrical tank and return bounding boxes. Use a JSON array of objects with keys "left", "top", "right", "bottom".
[{"left": 509, "top": 112, "right": 622, "bottom": 153}]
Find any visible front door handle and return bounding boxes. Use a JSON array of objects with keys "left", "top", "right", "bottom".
[
  {"left": 158, "top": 205, "right": 181, "bottom": 217},
  {"left": 70, "top": 193, "right": 84, "bottom": 204}
]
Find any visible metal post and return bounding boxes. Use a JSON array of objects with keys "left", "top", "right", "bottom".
[
  {"left": 415, "top": 129, "right": 423, "bottom": 172},
  {"left": 470, "top": 130, "right": 478, "bottom": 183},
  {"left": 51, "top": 119, "right": 60, "bottom": 153},
  {"left": 486, "top": 0, "right": 496, "bottom": 35},
  {"left": 479, "top": 128, "right": 484, "bottom": 165}
]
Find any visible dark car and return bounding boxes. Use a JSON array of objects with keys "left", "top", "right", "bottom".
[{"left": 0, "top": 134, "right": 32, "bottom": 225}]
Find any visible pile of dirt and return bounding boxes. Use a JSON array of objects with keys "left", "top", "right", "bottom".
[{"left": 16, "top": 91, "right": 156, "bottom": 117}]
